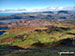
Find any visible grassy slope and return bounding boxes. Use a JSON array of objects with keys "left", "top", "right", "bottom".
[
  {"left": 0, "top": 23, "right": 75, "bottom": 45},
  {"left": 0, "top": 22, "right": 75, "bottom": 56}
]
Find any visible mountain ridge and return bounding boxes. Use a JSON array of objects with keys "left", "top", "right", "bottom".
[{"left": 0, "top": 10, "right": 75, "bottom": 20}]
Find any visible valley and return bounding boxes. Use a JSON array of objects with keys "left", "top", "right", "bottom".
[
  {"left": 0, "top": 19, "right": 75, "bottom": 56},
  {"left": 0, "top": 0, "right": 75, "bottom": 56},
  {"left": 0, "top": 10, "right": 75, "bottom": 56}
]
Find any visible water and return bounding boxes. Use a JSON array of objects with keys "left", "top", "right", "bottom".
[
  {"left": 0, "top": 20, "right": 17, "bottom": 23},
  {"left": 0, "top": 31, "right": 6, "bottom": 35},
  {"left": 0, "top": 13, "right": 16, "bottom": 16},
  {"left": 0, "top": 12, "right": 32, "bottom": 16},
  {"left": 0, "top": 27, "right": 9, "bottom": 30},
  {"left": 0, "top": 12, "right": 24, "bottom": 16},
  {"left": 0, "top": 27, "right": 9, "bottom": 35},
  {"left": 0, "top": 19, "right": 25, "bottom": 23},
  {"left": 0, "top": 12, "right": 26, "bottom": 23}
]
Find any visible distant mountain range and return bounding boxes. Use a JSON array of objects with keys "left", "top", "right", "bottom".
[{"left": 0, "top": 10, "right": 75, "bottom": 20}]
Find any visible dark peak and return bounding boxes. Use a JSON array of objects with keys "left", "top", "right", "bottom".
[
  {"left": 42, "top": 11, "right": 54, "bottom": 14},
  {"left": 58, "top": 10, "right": 69, "bottom": 14}
]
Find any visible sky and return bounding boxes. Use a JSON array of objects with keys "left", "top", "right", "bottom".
[{"left": 0, "top": 0, "right": 75, "bottom": 12}]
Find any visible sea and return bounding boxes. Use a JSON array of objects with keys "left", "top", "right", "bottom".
[
  {"left": 0, "top": 12, "right": 32, "bottom": 16},
  {"left": 0, "top": 13, "right": 15, "bottom": 16},
  {"left": 0, "top": 12, "right": 23, "bottom": 16}
]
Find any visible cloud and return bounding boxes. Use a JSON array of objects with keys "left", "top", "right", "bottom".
[
  {"left": 0, "top": 8, "right": 27, "bottom": 12},
  {"left": 0, "top": 6, "right": 75, "bottom": 12},
  {"left": 30, "top": 7, "right": 64, "bottom": 12},
  {"left": 17, "top": 8, "right": 27, "bottom": 11},
  {"left": 32, "top": 6, "right": 75, "bottom": 12},
  {"left": 63, "top": 6, "right": 75, "bottom": 10},
  {"left": 0, "top": 9, "right": 9, "bottom": 12}
]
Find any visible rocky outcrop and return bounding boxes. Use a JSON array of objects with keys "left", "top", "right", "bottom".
[{"left": 8, "top": 19, "right": 57, "bottom": 27}]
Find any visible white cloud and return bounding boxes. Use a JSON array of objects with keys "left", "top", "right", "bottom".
[
  {"left": 0, "top": 8, "right": 27, "bottom": 12},
  {"left": 17, "top": 8, "right": 27, "bottom": 11},
  {"left": 0, "top": 6, "right": 75, "bottom": 12},
  {"left": 31, "top": 7, "right": 64, "bottom": 12},
  {"left": 63, "top": 6, "right": 75, "bottom": 10},
  {"left": 0, "top": 9, "right": 8, "bottom": 12},
  {"left": 37, "top": 6, "right": 75, "bottom": 11}
]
